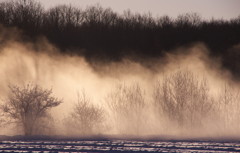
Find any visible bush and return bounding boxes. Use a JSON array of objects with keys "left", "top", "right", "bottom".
[
  {"left": 154, "top": 70, "right": 214, "bottom": 128},
  {"left": 66, "top": 91, "right": 104, "bottom": 135},
  {"left": 106, "top": 83, "right": 146, "bottom": 134},
  {"left": 217, "top": 83, "right": 240, "bottom": 130}
]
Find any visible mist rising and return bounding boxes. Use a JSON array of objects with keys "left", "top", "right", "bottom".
[{"left": 0, "top": 0, "right": 240, "bottom": 139}]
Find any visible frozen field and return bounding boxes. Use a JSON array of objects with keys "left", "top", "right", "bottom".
[{"left": 1, "top": 138, "right": 240, "bottom": 152}]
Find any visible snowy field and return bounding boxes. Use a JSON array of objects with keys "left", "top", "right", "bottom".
[{"left": 1, "top": 138, "right": 240, "bottom": 152}]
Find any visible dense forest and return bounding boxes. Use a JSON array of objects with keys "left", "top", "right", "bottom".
[{"left": 0, "top": 0, "right": 240, "bottom": 77}]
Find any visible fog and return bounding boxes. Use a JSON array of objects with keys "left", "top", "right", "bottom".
[{"left": 0, "top": 25, "right": 240, "bottom": 139}]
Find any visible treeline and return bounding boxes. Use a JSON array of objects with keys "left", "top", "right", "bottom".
[{"left": 0, "top": 0, "right": 240, "bottom": 76}]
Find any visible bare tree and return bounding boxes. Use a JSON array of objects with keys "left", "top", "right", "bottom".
[
  {"left": 1, "top": 84, "right": 62, "bottom": 136},
  {"left": 45, "top": 5, "right": 84, "bottom": 29},
  {"left": 3, "top": 0, "right": 44, "bottom": 32},
  {"left": 218, "top": 83, "right": 240, "bottom": 130},
  {"left": 175, "top": 13, "right": 202, "bottom": 27},
  {"left": 154, "top": 70, "right": 213, "bottom": 129},
  {"left": 106, "top": 83, "right": 145, "bottom": 134},
  {"left": 66, "top": 91, "right": 104, "bottom": 135}
]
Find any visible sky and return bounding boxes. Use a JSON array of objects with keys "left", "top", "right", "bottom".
[{"left": 37, "top": 0, "right": 240, "bottom": 20}]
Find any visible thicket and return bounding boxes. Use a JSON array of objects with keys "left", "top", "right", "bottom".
[
  {"left": 0, "top": 0, "right": 240, "bottom": 77},
  {"left": 1, "top": 70, "right": 240, "bottom": 136},
  {"left": 106, "top": 83, "right": 146, "bottom": 134},
  {"left": 154, "top": 70, "right": 214, "bottom": 130},
  {"left": 64, "top": 91, "right": 104, "bottom": 135}
]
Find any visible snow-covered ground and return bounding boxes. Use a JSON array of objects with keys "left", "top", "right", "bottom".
[{"left": 1, "top": 139, "right": 240, "bottom": 152}]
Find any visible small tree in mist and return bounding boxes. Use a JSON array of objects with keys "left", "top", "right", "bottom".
[
  {"left": 66, "top": 91, "right": 104, "bottom": 135},
  {"left": 218, "top": 83, "right": 240, "bottom": 130},
  {"left": 0, "top": 108, "right": 6, "bottom": 127},
  {"left": 106, "top": 83, "right": 145, "bottom": 134},
  {"left": 1, "top": 84, "right": 62, "bottom": 136},
  {"left": 154, "top": 70, "right": 214, "bottom": 129}
]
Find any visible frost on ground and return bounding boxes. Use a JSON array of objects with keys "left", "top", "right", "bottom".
[{"left": 0, "top": 138, "right": 240, "bottom": 152}]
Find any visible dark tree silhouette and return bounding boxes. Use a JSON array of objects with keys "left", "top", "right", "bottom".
[{"left": 0, "top": 0, "right": 240, "bottom": 77}]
